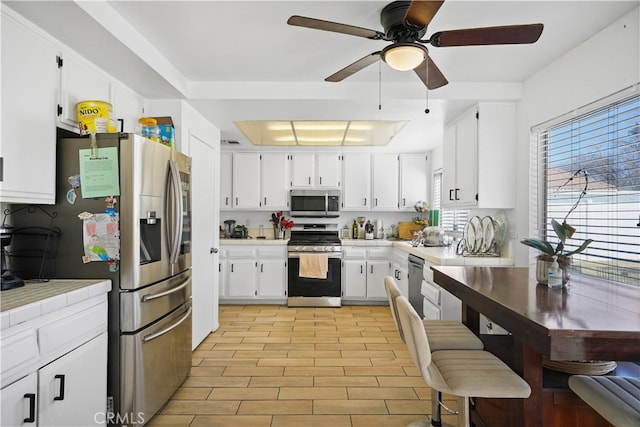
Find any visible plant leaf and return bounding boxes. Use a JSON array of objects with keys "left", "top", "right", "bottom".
[
  {"left": 520, "top": 238, "right": 556, "bottom": 255},
  {"left": 564, "top": 239, "right": 594, "bottom": 256},
  {"left": 551, "top": 219, "right": 566, "bottom": 243}
]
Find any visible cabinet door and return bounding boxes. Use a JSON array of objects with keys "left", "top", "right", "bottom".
[
  {"left": 441, "top": 124, "right": 457, "bottom": 208},
  {"left": 399, "top": 154, "right": 429, "bottom": 211},
  {"left": 1, "top": 12, "right": 58, "bottom": 204},
  {"left": 59, "top": 53, "right": 112, "bottom": 131},
  {"left": 0, "top": 372, "right": 38, "bottom": 426},
  {"left": 218, "top": 258, "right": 228, "bottom": 298},
  {"left": 111, "top": 84, "right": 144, "bottom": 133},
  {"left": 261, "top": 153, "right": 289, "bottom": 210},
  {"left": 38, "top": 332, "right": 107, "bottom": 426},
  {"left": 342, "top": 260, "right": 366, "bottom": 298},
  {"left": 367, "top": 260, "right": 390, "bottom": 299},
  {"left": 455, "top": 110, "right": 478, "bottom": 207},
  {"left": 290, "top": 153, "right": 314, "bottom": 187},
  {"left": 258, "top": 259, "right": 286, "bottom": 297},
  {"left": 342, "top": 153, "right": 371, "bottom": 210},
  {"left": 315, "top": 153, "right": 341, "bottom": 188},
  {"left": 372, "top": 154, "right": 399, "bottom": 210},
  {"left": 220, "top": 152, "right": 233, "bottom": 209},
  {"left": 228, "top": 259, "right": 258, "bottom": 297},
  {"left": 232, "top": 153, "right": 261, "bottom": 209}
]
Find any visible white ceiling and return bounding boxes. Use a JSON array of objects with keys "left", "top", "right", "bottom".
[{"left": 4, "top": 0, "right": 638, "bottom": 151}]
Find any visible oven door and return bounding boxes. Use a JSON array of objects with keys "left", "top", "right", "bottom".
[{"left": 287, "top": 252, "right": 341, "bottom": 307}]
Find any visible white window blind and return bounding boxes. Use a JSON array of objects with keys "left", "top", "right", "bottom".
[
  {"left": 532, "top": 86, "right": 640, "bottom": 286},
  {"left": 433, "top": 169, "right": 468, "bottom": 231}
]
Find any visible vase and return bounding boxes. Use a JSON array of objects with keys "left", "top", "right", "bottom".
[
  {"left": 536, "top": 256, "right": 571, "bottom": 286},
  {"left": 273, "top": 226, "right": 279, "bottom": 239}
]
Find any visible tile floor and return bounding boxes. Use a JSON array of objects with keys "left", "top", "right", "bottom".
[{"left": 147, "top": 304, "right": 459, "bottom": 427}]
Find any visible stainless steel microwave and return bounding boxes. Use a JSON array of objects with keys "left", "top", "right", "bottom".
[{"left": 290, "top": 190, "right": 340, "bottom": 218}]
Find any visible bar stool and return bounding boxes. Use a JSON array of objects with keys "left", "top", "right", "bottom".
[
  {"left": 384, "top": 276, "right": 484, "bottom": 351},
  {"left": 569, "top": 375, "right": 640, "bottom": 426},
  {"left": 396, "top": 295, "right": 531, "bottom": 427},
  {"left": 384, "top": 276, "right": 484, "bottom": 426}
]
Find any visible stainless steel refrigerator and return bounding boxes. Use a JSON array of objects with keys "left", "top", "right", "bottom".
[{"left": 12, "top": 132, "right": 192, "bottom": 426}]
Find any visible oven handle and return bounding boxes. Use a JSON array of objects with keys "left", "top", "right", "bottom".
[
  {"left": 288, "top": 252, "right": 342, "bottom": 259},
  {"left": 143, "top": 305, "right": 192, "bottom": 343}
]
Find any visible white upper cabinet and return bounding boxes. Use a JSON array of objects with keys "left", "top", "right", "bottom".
[
  {"left": 399, "top": 154, "right": 430, "bottom": 211},
  {"left": 442, "top": 103, "right": 515, "bottom": 209},
  {"left": 290, "top": 153, "right": 341, "bottom": 188},
  {"left": 111, "top": 84, "right": 145, "bottom": 133},
  {"left": 58, "top": 52, "right": 112, "bottom": 132},
  {"left": 1, "top": 10, "right": 58, "bottom": 204},
  {"left": 371, "top": 153, "right": 399, "bottom": 210},
  {"left": 232, "top": 152, "right": 261, "bottom": 209},
  {"left": 342, "top": 153, "right": 371, "bottom": 210},
  {"left": 220, "top": 152, "right": 233, "bottom": 209},
  {"left": 260, "top": 153, "right": 289, "bottom": 210}
]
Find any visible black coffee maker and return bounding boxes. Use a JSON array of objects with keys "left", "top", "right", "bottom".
[{"left": 1, "top": 225, "right": 24, "bottom": 290}]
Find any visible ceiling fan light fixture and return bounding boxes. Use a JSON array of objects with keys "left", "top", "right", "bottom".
[{"left": 382, "top": 43, "right": 427, "bottom": 71}]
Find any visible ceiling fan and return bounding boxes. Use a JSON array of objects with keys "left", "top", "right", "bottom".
[{"left": 287, "top": 0, "right": 544, "bottom": 89}]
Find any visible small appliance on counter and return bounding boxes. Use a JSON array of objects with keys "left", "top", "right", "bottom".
[
  {"left": 231, "top": 225, "right": 248, "bottom": 239},
  {"left": 223, "top": 219, "right": 236, "bottom": 238}
]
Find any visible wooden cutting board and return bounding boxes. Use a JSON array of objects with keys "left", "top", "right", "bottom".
[{"left": 397, "top": 222, "right": 423, "bottom": 239}]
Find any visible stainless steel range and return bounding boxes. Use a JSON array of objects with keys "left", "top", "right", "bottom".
[{"left": 287, "top": 224, "right": 341, "bottom": 307}]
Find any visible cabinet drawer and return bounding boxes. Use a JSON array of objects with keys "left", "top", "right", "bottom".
[
  {"left": 1, "top": 328, "right": 39, "bottom": 381},
  {"left": 227, "top": 247, "right": 256, "bottom": 258},
  {"left": 342, "top": 247, "right": 367, "bottom": 259},
  {"left": 38, "top": 301, "right": 107, "bottom": 359},
  {"left": 423, "top": 298, "right": 441, "bottom": 320},
  {"left": 257, "top": 247, "right": 285, "bottom": 258},
  {"left": 423, "top": 265, "right": 434, "bottom": 283},
  {"left": 421, "top": 280, "right": 440, "bottom": 305},
  {"left": 367, "top": 247, "right": 392, "bottom": 259}
]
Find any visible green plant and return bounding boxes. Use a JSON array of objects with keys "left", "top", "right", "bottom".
[{"left": 521, "top": 218, "right": 593, "bottom": 258}]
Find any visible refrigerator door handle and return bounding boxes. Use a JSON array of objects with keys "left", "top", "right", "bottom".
[
  {"left": 142, "top": 278, "right": 190, "bottom": 302},
  {"left": 143, "top": 306, "right": 192, "bottom": 343},
  {"left": 165, "top": 160, "right": 183, "bottom": 265}
]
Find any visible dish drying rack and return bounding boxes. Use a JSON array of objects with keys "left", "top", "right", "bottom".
[
  {"left": 3, "top": 205, "right": 61, "bottom": 281},
  {"left": 456, "top": 212, "right": 508, "bottom": 257}
]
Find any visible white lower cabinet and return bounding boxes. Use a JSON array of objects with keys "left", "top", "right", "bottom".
[
  {"left": 38, "top": 332, "right": 108, "bottom": 426},
  {"left": 391, "top": 249, "right": 409, "bottom": 297},
  {"left": 221, "top": 245, "right": 286, "bottom": 301},
  {"left": 1, "top": 289, "right": 109, "bottom": 427},
  {"left": 342, "top": 246, "right": 391, "bottom": 300}
]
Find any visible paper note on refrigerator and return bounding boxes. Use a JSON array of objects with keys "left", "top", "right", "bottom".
[
  {"left": 83, "top": 213, "right": 120, "bottom": 262},
  {"left": 79, "top": 147, "right": 120, "bottom": 198}
]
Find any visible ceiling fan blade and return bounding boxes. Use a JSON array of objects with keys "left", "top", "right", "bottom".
[
  {"left": 414, "top": 56, "right": 448, "bottom": 90},
  {"left": 325, "top": 52, "right": 381, "bottom": 82},
  {"left": 287, "top": 15, "right": 384, "bottom": 40},
  {"left": 404, "top": 0, "right": 445, "bottom": 28},
  {"left": 430, "top": 23, "right": 544, "bottom": 47}
]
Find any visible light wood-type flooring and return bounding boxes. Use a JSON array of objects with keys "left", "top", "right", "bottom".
[{"left": 147, "top": 304, "right": 459, "bottom": 427}]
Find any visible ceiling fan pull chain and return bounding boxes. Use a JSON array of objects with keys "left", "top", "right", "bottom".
[
  {"left": 378, "top": 58, "right": 382, "bottom": 110},
  {"left": 424, "top": 60, "right": 430, "bottom": 114}
]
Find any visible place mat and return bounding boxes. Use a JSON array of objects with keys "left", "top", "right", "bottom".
[{"left": 543, "top": 357, "right": 617, "bottom": 375}]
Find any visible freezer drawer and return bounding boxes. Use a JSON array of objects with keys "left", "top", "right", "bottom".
[
  {"left": 120, "top": 301, "right": 192, "bottom": 426},
  {"left": 120, "top": 271, "right": 191, "bottom": 332}
]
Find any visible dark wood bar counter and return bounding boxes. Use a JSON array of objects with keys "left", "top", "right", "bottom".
[{"left": 432, "top": 266, "right": 640, "bottom": 427}]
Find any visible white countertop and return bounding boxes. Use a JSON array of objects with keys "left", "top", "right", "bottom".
[
  {"left": 220, "top": 238, "right": 513, "bottom": 265},
  {"left": 0, "top": 279, "right": 112, "bottom": 329}
]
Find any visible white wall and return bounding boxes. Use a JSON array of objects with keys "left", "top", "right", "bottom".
[{"left": 513, "top": 7, "right": 640, "bottom": 266}]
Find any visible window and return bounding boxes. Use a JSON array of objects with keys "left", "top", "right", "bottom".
[
  {"left": 433, "top": 169, "right": 468, "bottom": 231},
  {"left": 531, "top": 86, "right": 640, "bottom": 286}
]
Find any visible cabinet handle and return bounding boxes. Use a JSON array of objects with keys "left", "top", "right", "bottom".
[
  {"left": 308, "top": 177, "right": 311, "bottom": 185},
  {"left": 375, "top": 198, "right": 378, "bottom": 206},
  {"left": 235, "top": 197, "right": 238, "bottom": 205},
  {"left": 455, "top": 188, "right": 460, "bottom": 200},
  {"left": 264, "top": 197, "right": 267, "bottom": 205},
  {"left": 363, "top": 198, "right": 367, "bottom": 206},
  {"left": 23, "top": 393, "right": 36, "bottom": 423},
  {"left": 219, "top": 263, "right": 221, "bottom": 272},
  {"left": 261, "top": 264, "right": 264, "bottom": 273},
  {"left": 360, "top": 265, "right": 363, "bottom": 274},
  {"left": 319, "top": 176, "right": 322, "bottom": 185},
  {"left": 449, "top": 189, "right": 454, "bottom": 201},
  {"left": 231, "top": 264, "right": 234, "bottom": 273},
  {"left": 402, "top": 198, "right": 406, "bottom": 206},
  {"left": 370, "top": 265, "right": 373, "bottom": 274},
  {"left": 225, "top": 196, "right": 229, "bottom": 206},
  {"left": 54, "top": 374, "right": 65, "bottom": 401}
]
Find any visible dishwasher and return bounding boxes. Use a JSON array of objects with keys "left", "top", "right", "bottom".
[{"left": 407, "top": 254, "right": 425, "bottom": 318}]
